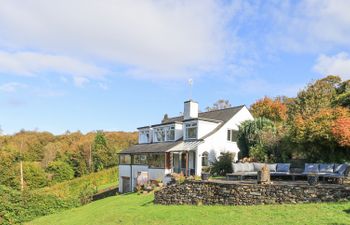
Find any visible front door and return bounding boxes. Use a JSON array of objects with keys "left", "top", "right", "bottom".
[
  {"left": 172, "top": 152, "right": 195, "bottom": 176},
  {"left": 122, "top": 177, "right": 130, "bottom": 193}
]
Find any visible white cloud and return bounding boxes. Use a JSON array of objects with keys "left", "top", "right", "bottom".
[
  {"left": 314, "top": 52, "right": 350, "bottom": 80},
  {"left": 268, "top": 0, "right": 350, "bottom": 52},
  {"left": 0, "top": 51, "right": 108, "bottom": 86},
  {"left": 0, "top": 82, "right": 26, "bottom": 92},
  {"left": 0, "top": 0, "right": 240, "bottom": 80}
]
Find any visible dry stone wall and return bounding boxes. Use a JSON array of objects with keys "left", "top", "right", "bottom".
[{"left": 154, "top": 181, "right": 350, "bottom": 205}]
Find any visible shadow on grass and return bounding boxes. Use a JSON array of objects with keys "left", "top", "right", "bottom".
[
  {"left": 343, "top": 209, "right": 350, "bottom": 214},
  {"left": 141, "top": 200, "right": 154, "bottom": 206}
]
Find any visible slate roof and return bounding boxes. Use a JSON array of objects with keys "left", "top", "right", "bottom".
[
  {"left": 162, "top": 105, "right": 245, "bottom": 124},
  {"left": 120, "top": 141, "right": 182, "bottom": 154}
]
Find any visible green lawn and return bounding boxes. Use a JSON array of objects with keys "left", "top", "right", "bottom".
[
  {"left": 96, "top": 182, "right": 118, "bottom": 191},
  {"left": 27, "top": 193, "right": 350, "bottom": 225}
]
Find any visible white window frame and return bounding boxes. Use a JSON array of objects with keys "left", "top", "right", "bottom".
[
  {"left": 227, "top": 129, "right": 238, "bottom": 142},
  {"left": 154, "top": 128, "right": 165, "bottom": 142},
  {"left": 166, "top": 126, "right": 175, "bottom": 141},
  {"left": 185, "top": 122, "right": 197, "bottom": 140},
  {"left": 139, "top": 130, "right": 150, "bottom": 143}
]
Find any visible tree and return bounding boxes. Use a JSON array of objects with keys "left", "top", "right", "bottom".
[
  {"left": 237, "top": 117, "right": 278, "bottom": 162},
  {"left": 332, "top": 117, "right": 350, "bottom": 148},
  {"left": 290, "top": 107, "right": 350, "bottom": 162},
  {"left": 250, "top": 97, "right": 287, "bottom": 122},
  {"left": 46, "top": 161, "right": 74, "bottom": 183},
  {"left": 288, "top": 75, "right": 341, "bottom": 119},
  {"left": 0, "top": 149, "right": 20, "bottom": 189},
  {"left": 23, "top": 162, "right": 48, "bottom": 189},
  {"left": 92, "top": 131, "right": 109, "bottom": 171},
  {"left": 206, "top": 99, "right": 231, "bottom": 111},
  {"left": 41, "top": 142, "right": 60, "bottom": 168},
  {"left": 334, "top": 80, "right": 350, "bottom": 108}
]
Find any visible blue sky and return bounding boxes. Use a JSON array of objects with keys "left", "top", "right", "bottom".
[{"left": 1, "top": 0, "right": 350, "bottom": 134}]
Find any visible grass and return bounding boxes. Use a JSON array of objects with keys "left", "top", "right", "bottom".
[
  {"left": 27, "top": 193, "right": 350, "bottom": 225},
  {"left": 35, "top": 167, "right": 118, "bottom": 199},
  {"left": 97, "top": 182, "right": 118, "bottom": 191}
]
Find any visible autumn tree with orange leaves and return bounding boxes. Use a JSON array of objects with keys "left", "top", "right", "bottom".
[
  {"left": 250, "top": 97, "right": 288, "bottom": 122},
  {"left": 332, "top": 117, "right": 350, "bottom": 148}
]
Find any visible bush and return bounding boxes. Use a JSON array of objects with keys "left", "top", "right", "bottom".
[
  {"left": 0, "top": 185, "right": 78, "bottom": 225},
  {"left": 46, "top": 161, "right": 74, "bottom": 184},
  {"left": 210, "top": 152, "right": 235, "bottom": 176},
  {"left": 0, "top": 168, "right": 118, "bottom": 224},
  {"left": 23, "top": 162, "right": 48, "bottom": 189}
]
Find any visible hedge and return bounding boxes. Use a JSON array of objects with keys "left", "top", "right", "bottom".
[{"left": 0, "top": 167, "right": 118, "bottom": 224}]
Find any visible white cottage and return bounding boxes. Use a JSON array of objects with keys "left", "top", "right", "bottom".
[{"left": 118, "top": 100, "right": 253, "bottom": 192}]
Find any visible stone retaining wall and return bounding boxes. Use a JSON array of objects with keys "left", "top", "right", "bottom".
[{"left": 154, "top": 181, "right": 350, "bottom": 205}]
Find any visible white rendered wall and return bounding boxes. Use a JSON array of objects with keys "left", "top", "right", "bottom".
[
  {"left": 195, "top": 107, "right": 253, "bottom": 175},
  {"left": 197, "top": 120, "right": 219, "bottom": 139}
]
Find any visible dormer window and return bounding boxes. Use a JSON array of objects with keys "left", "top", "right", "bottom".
[
  {"left": 166, "top": 126, "right": 175, "bottom": 141},
  {"left": 154, "top": 128, "right": 165, "bottom": 142},
  {"left": 139, "top": 130, "right": 150, "bottom": 143},
  {"left": 185, "top": 122, "right": 197, "bottom": 139}
]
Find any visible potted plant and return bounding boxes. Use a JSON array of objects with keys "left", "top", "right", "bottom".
[{"left": 201, "top": 166, "right": 211, "bottom": 181}]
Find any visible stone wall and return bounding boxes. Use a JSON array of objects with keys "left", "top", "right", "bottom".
[{"left": 154, "top": 181, "right": 350, "bottom": 205}]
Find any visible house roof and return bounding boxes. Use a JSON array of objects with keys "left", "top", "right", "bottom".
[
  {"left": 119, "top": 140, "right": 203, "bottom": 154},
  {"left": 163, "top": 105, "right": 245, "bottom": 124},
  {"left": 120, "top": 106, "right": 247, "bottom": 154},
  {"left": 120, "top": 141, "right": 182, "bottom": 154}
]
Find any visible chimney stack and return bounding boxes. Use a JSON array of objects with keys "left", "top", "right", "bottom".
[{"left": 184, "top": 100, "right": 198, "bottom": 120}]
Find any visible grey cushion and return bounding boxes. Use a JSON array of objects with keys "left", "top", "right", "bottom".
[
  {"left": 277, "top": 163, "right": 290, "bottom": 172},
  {"left": 319, "top": 164, "right": 334, "bottom": 173},
  {"left": 247, "top": 163, "right": 255, "bottom": 172},
  {"left": 241, "top": 163, "right": 250, "bottom": 172},
  {"left": 253, "top": 163, "right": 264, "bottom": 171},
  {"left": 232, "top": 163, "right": 243, "bottom": 173},
  {"left": 268, "top": 164, "right": 277, "bottom": 172},
  {"left": 335, "top": 164, "right": 348, "bottom": 175},
  {"left": 304, "top": 163, "right": 319, "bottom": 173}
]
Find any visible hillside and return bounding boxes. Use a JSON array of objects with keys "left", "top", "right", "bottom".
[{"left": 27, "top": 193, "right": 350, "bottom": 225}]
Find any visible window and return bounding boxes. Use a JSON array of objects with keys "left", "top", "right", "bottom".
[
  {"left": 148, "top": 153, "right": 165, "bottom": 168},
  {"left": 166, "top": 126, "right": 175, "bottom": 141},
  {"left": 154, "top": 128, "right": 165, "bottom": 142},
  {"left": 227, "top": 129, "right": 238, "bottom": 142},
  {"left": 119, "top": 154, "right": 131, "bottom": 164},
  {"left": 139, "top": 130, "right": 150, "bottom": 143},
  {"left": 133, "top": 154, "right": 147, "bottom": 165},
  {"left": 185, "top": 122, "right": 197, "bottom": 139},
  {"left": 202, "top": 152, "right": 209, "bottom": 167}
]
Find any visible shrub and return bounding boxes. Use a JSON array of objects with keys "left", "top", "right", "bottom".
[
  {"left": 78, "top": 183, "right": 96, "bottom": 205},
  {"left": 23, "top": 162, "right": 48, "bottom": 189},
  {"left": 46, "top": 161, "right": 74, "bottom": 184},
  {"left": 0, "top": 167, "right": 117, "bottom": 224},
  {"left": 210, "top": 152, "right": 235, "bottom": 176},
  {"left": 0, "top": 185, "right": 78, "bottom": 225}
]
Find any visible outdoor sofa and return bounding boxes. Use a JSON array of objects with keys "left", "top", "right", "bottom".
[
  {"left": 226, "top": 163, "right": 291, "bottom": 181},
  {"left": 302, "top": 163, "right": 349, "bottom": 183},
  {"left": 227, "top": 162, "right": 349, "bottom": 183}
]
